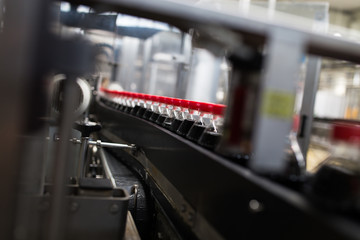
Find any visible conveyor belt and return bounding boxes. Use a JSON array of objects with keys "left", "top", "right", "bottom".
[
  {"left": 102, "top": 149, "right": 151, "bottom": 239},
  {"left": 95, "top": 99, "right": 360, "bottom": 240}
]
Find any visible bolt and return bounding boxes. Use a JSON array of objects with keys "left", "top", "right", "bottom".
[
  {"left": 109, "top": 203, "right": 119, "bottom": 214},
  {"left": 70, "top": 202, "right": 79, "bottom": 213},
  {"left": 249, "top": 199, "right": 264, "bottom": 213},
  {"left": 54, "top": 134, "right": 60, "bottom": 141}
]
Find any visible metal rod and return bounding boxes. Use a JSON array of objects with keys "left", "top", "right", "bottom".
[
  {"left": 98, "top": 148, "right": 117, "bottom": 188},
  {"left": 68, "top": 0, "right": 360, "bottom": 63},
  {"left": 88, "top": 140, "right": 135, "bottom": 149}
]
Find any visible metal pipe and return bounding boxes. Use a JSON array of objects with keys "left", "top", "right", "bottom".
[
  {"left": 88, "top": 140, "right": 136, "bottom": 149},
  {"left": 98, "top": 147, "right": 117, "bottom": 188},
  {"left": 68, "top": 0, "right": 360, "bottom": 63}
]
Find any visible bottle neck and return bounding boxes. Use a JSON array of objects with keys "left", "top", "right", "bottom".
[
  {"left": 211, "top": 115, "right": 224, "bottom": 133},
  {"left": 151, "top": 102, "right": 160, "bottom": 112},
  {"left": 145, "top": 100, "right": 152, "bottom": 109}
]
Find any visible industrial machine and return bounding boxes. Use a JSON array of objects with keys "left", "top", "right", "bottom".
[{"left": 2, "top": 0, "right": 360, "bottom": 240}]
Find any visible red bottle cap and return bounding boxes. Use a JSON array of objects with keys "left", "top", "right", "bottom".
[
  {"left": 201, "top": 103, "right": 213, "bottom": 113},
  {"left": 162, "top": 97, "right": 169, "bottom": 104},
  {"left": 152, "top": 95, "right": 160, "bottom": 102},
  {"left": 158, "top": 96, "right": 167, "bottom": 104},
  {"left": 189, "top": 101, "right": 202, "bottom": 110},
  {"left": 181, "top": 100, "right": 190, "bottom": 108},
  {"left": 112, "top": 90, "right": 120, "bottom": 95},
  {"left": 132, "top": 92, "right": 139, "bottom": 99},
  {"left": 174, "top": 98, "right": 182, "bottom": 107},
  {"left": 212, "top": 104, "right": 226, "bottom": 116},
  {"left": 332, "top": 122, "right": 360, "bottom": 144},
  {"left": 138, "top": 93, "right": 146, "bottom": 100},
  {"left": 166, "top": 97, "right": 174, "bottom": 105},
  {"left": 144, "top": 94, "right": 152, "bottom": 101},
  {"left": 103, "top": 88, "right": 112, "bottom": 94}
]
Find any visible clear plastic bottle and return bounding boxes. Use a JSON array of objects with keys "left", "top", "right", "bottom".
[
  {"left": 163, "top": 98, "right": 182, "bottom": 130},
  {"left": 186, "top": 102, "right": 213, "bottom": 142},
  {"left": 117, "top": 91, "right": 128, "bottom": 112},
  {"left": 111, "top": 91, "right": 123, "bottom": 110},
  {"left": 127, "top": 93, "right": 138, "bottom": 114},
  {"left": 150, "top": 96, "right": 166, "bottom": 122},
  {"left": 176, "top": 100, "right": 196, "bottom": 136},
  {"left": 143, "top": 94, "right": 156, "bottom": 120},
  {"left": 135, "top": 93, "right": 148, "bottom": 117},
  {"left": 124, "top": 92, "right": 134, "bottom": 113},
  {"left": 310, "top": 123, "right": 360, "bottom": 212},
  {"left": 157, "top": 97, "right": 174, "bottom": 125},
  {"left": 198, "top": 104, "right": 225, "bottom": 149},
  {"left": 143, "top": 95, "right": 160, "bottom": 120},
  {"left": 169, "top": 99, "right": 188, "bottom": 132},
  {"left": 124, "top": 92, "right": 138, "bottom": 113}
]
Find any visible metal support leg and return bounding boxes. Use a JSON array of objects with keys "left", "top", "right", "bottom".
[
  {"left": 297, "top": 56, "right": 322, "bottom": 162},
  {"left": 48, "top": 76, "right": 79, "bottom": 240},
  {"left": 77, "top": 137, "right": 89, "bottom": 179}
]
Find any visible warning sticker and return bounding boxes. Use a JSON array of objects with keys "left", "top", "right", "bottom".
[{"left": 261, "top": 90, "right": 295, "bottom": 119}]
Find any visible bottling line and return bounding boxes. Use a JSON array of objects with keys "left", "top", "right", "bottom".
[{"left": 2, "top": 0, "right": 360, "bottom": 239}]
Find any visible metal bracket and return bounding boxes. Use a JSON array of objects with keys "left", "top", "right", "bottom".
[{"left": 251, "top": 29, "right": 305, "bottom": 174}]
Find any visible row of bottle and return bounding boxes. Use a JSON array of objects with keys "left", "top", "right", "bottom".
[
  {"left": 99, "top": 88, "right": 226, "bottom": 150},
  {"left": 100, "top": 89, "right": 360, "bottom": 215}
]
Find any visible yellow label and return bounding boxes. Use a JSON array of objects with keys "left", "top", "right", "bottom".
[{"left": 262, "top": 90, "right": 295, "bottom": 119}]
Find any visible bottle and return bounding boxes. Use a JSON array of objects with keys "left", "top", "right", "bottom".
[
  {"left": 156, "top": 97, "right": 174, "bottom": 125},
  {"left": 117, "top": 91, "right": 127, "bottom": 112},
  {"left": 130, "top": 92, "right": 140, "bottom": 113},
  {"left": 163, "top": 98, "right": 181, "bottom": 130},
  {"left": 150, "top": 96, "right": 166, "bottom": 122},
  {"left": 143, "top": 94, "right": 156, "bottom": 120},
  {"left": 111, "top": 91, "right": 122, "bottom": 110},
  {"left": 133, "top": 94, "right": 147, "bottom": 117},
  {"left": 143, "top": 96, "right": 160, "bottom": 121},
  {"left": 124, "top": 92, "right": 138, "bottom": 114},
  {"left": 309, "top": 123, "right": 360, "bottom": 212},
  {"left": 186, "top": 102, "right": 212, "bottom": 142},
  {"left": 198, "top": 104, "right": 226, "bottom": 149},
  {"left": 176, "top": 100, "right": 195, "bottom": 136}
]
